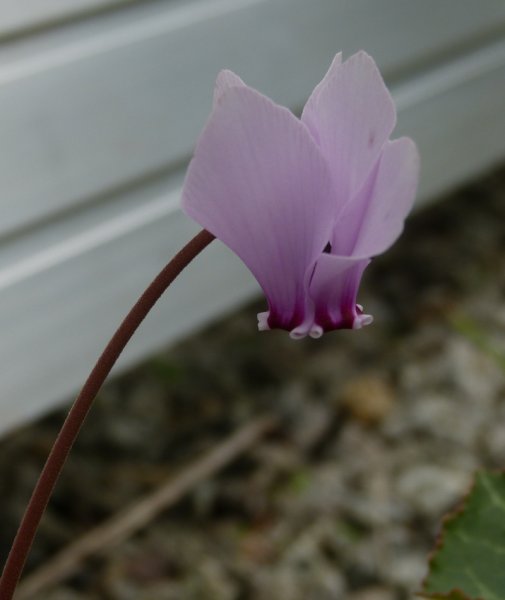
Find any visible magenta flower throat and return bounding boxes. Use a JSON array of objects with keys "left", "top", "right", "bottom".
[{"left": 182, "top": 52, "right": 419, "bottom": 338}]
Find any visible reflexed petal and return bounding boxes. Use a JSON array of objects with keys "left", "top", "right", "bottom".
[
  {"left": 309, "top": 253, "right": 372, "bottom": 330},
  {"left": 351, "top": 138, "right": 419, "bottom": 256},
  {"left": 332, "top": 137, "right": 419, "bottom": 257},
  {"left": 301, "top": 51, "right": 396, "bottom": 207},
  {"left": 182, "top": 85, "right": 335, "bottom": 330},
  {"left": 213, "top": 69, "right": 245, "bottom": 106}
]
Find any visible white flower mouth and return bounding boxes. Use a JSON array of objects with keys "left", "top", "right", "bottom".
[
  {"left": 257, "top": 311, "right": 270, "bottom": 331},
  {"left": 353, "top": 313, "right": 374, "bottom": 329},
  {"left": 258, "top": 307, "right": 373, "bottom": 337}
]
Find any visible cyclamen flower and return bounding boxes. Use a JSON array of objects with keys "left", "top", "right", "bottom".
[{"left": 182, "top": 51, "right": 419, "bottom": 338}]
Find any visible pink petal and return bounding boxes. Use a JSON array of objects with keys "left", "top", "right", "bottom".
[
  {"left": 301, "top": 51, "right": 396, "bottom": 208},
  {"left": 182, "top": 84, "right": 335, "bottom": 331},
  {"left": 352, "top": 138, "right": 419, "bottom": 256},
  {"left": 309, "top": 253, "right": 372, "bottom": 331},
  {"left": 213, "top": 69, "right": 245, "bottom": 106},
  {"left": 332, "top": 137, "right": 419, "bottom": 257},
  {"left": 302, "top": 53, "right": 342, "bottom": 121}
]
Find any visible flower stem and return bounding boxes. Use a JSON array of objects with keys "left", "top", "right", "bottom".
[{"left": 0, "top": 229, "right": 215, "bottom": 600}]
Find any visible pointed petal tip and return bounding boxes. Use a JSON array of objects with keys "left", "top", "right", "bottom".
[
  {"left": 302, "top": 48, "right": 397, "bottom": 204},
  {"left": 345, "top": 49, "right": 396, "bottom": 117},
  {"left": 401, "top": 137, "right": 421, "bottom": 192},
  {"left": 349, "top": 49, "right": 374, "bottom": 62},
  {"left": 345, "top": 50, "right": 383, "bottom": 77},
  {"left": 301, "top": 52, "right": 343, "bottom": 124},
  {"left": 213, "top": 69, "right": 246, "bottom": 106},
  {"left": 328, "top": 51, "right": 343, "bottom": 69},
  {"left": 396, "top": 135, "right": 421, "bottom": 172},
  {"left": 215, "top": 68, "right": 242, "bottom": 84}
]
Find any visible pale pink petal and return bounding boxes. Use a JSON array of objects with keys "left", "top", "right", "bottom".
[
  {"left": 309, "top": 253, "right": 372, "bottom": 331},
  {"left": 301, "top": 51, "right": 396, "bottom": 208},
  {"left": 301, "top": 53, "right": 342, "bottom": 122},
  {"left": 330, "top": 158, "right": 380, "bottom": 256},
  {"left": 351, "top": 138, "right": 419, "bottom": 256},
  {"left": 182, "top": 85, "right": 335, "bottom": 331},
  {"left": 213, "top": 69, "right": 245, "bottom": 106},
  {"left": 332, "top": 137, "right": 419, "bottom": 257}
]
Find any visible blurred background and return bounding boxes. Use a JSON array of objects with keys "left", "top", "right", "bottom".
[{"left": 1, "top": 1, "right": 505, "bottom": 598}]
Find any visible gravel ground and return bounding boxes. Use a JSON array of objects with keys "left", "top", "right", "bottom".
[{"left": 1, "top": 165, "right": 505, "bottom": 600}]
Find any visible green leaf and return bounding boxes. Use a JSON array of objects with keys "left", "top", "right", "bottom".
[
  {"left": 426, "top": 592, "right": 474, "bottom": 600},
  {"left": 422, "top": 471, "right": 505, "bottom": 600}
]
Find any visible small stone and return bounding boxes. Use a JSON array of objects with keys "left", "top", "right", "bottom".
[
  {"left": 447, "top": 338, "right": 502, "bottom": 402},
  {"left": 43, "top": 591, "right": 91, "bottom": 600},
  {"left": 482, "top": 411, "right": 505, "bottom": 463},
  {"left": 339, "top": 375, "right": 395, "bottom": 424},
  {"left": 348, "top": 586, "right": 395, "bottom": 600},
  {"left": 261, "top": 562, "right": 346, "bottom": 600},
  {"left": 395, "top": 464, "right": 470, "bottom": 516},
  {"left": 383, "top": 551, "right": 427, "bottom": 588},
  {"left": 290, "top": 464, "right": 345, "bottom": 513},
  {"left": 240, "top": 530, "right": 276, "bottom": 564},
  {"left": 197, "top": 559, "right": 238, "bottom": 600},
  {"left": 291, "top": 401, "right": 333, "bottom": 450},
  {"left": 388, "top": 393, "right": 485, "bottom": 447}
]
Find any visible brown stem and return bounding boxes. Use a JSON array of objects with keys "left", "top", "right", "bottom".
[{"left": 0, "top": 229, "right": 215, "bottom": 600}]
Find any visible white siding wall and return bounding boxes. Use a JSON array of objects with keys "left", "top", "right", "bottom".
[{"left": 1, "top": 0, "right": 505, "bottom": 435}]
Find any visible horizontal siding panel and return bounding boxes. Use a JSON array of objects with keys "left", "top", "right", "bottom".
[
  {"left": 0, "top": 0, "right": 134, "bottom": 38},
  {"left": 1, "top": 0, "right": 505, "bottom": 237},
  {"left": 1, "top": 37, "right": 505, "bottom": 434},
  {"left": 396, "top": 40, "right": 505, "bottom": 201},
  {"left": 0, "top": 178, "right": 259, "bottom": 433}
]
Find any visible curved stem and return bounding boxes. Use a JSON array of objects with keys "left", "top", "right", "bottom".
[{"left": 0, "top": 229, "right": 215, "bottom": 599}]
